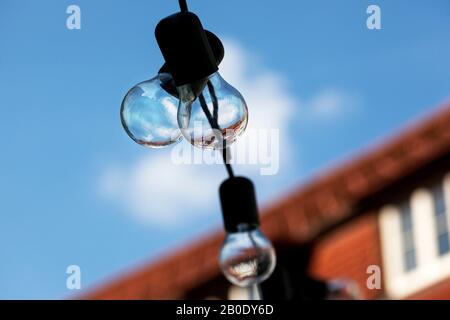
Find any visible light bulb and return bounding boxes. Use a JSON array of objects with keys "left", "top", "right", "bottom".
[
  {"left": 219, "top": 225, "right": 276, "bottom": 287},
  {"left": 326, "top": 279, "right": 361, "bottom": 300},
  {"left": 120, "top": 73, "right": 182, "bottom": 148},
  {"left": 154, "top": 12, "right": 247, "bottom": 149},
  {"left": 177, "top": 72, "right": 248, "bottom": 149}
]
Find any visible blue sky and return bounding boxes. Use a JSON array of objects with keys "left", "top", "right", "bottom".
[{"left": 0, "top": 0, "right": 449, "bottom": 299}]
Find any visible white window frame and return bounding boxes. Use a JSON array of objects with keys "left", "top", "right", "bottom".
[{"left": 379, "top": 173, "right": 450, "bottom": 299}]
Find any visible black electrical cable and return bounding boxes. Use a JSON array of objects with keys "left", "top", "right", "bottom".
[
  {"left": 207, "top": 81, "right": 234, "bottom": 178},
  {"left": 174, "top": 0, "right": 234, "bottom": 178},
  {"left": 199, "top": 83, "right": 235, "bottom": 178},
  {"left": 173, "top": 0, "right": 234, "bottom": 178},
  {"left": 208, "top": 82, "right": 219, "bottom": 122},
  {"left": 198, "top": 93, "right": 219, "bottom": 130},
  {"left": 178, "top": 0, "right": 188, "bottom": 12},
  {"left": 222, "top": 148, "right": 234, "bottom": 178}
]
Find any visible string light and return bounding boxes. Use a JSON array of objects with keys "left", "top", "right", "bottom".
[{"left": 119, "top": 0, "right": 276, "bottom": 294}]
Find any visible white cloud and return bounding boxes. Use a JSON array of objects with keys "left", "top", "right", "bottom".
[
  {"left": 98, "top": 38, "right": 361, "bottom": 228},
  {"left": 98, "top": 154, "right": 222, "bottom": 227},
  {"left": 218, "top": 39, "right": 297, "bottom": 179},
  {"left": 301, "top": 89, "right": 360, "bottom": 120}
]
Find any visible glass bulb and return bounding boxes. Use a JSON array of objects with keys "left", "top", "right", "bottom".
[
  {"left": 219, "top": 226, "right": 276, "bottom": 287},
  {"left": 177, "top": 72, "right": 248, "bottom": 149},
  {"left": 326, "top": 279, "right": 361, "bottom": 300},
  {"left": 120, "top": 73, "right": 182, "bottom": 148}
]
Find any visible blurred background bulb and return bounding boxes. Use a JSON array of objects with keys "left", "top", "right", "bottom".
[
  {"left": 326, "top": 278, "right": 361, "bottom": 300},
  {"left": 177, "top": 72, "right": 248, "bottom": 149},
  {"left": 219, "top": 225, "right": 276, "bottom": 287},
  {"left": 120, "top": 73, "right": 181, "bottom": 148}
]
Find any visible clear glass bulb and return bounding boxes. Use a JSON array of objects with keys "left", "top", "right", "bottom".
[
  {"left": 177, "top": 72, "right": 248, "bottom": 149},
  {"left": 326, "top": 279, "right": 361, "bottom": 300},
  {"left": 219, "top": 226, "right": 276, "bottom": 287},
  {"left": 120, "top": 73, "right": 182, "bottom": 148}
]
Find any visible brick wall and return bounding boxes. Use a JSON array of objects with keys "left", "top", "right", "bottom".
[{"left": 308, "top": 212, "right": 383, "bottom": 299}]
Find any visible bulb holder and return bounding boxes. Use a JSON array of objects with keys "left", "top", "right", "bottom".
[
  {"left": 219, "top": 176, "right": 260, "bottom": 233},
  {"left": 158, "top": 30, "right": 224, "bottom": 75},
  {"left": 155, "top": 12, "right": 218, "bottom": 86}
]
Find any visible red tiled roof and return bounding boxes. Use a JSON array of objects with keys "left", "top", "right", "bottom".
[{"left": 85, "top": 101, "right": 450, "bottom": 299}]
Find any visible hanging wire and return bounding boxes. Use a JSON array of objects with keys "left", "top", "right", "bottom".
[
  {"left": 207, "top": 82, "right": 219, "bottom": 122},
  {"left": 176, "top": 0, "right": 233, "bottom": 178},
  {"left": 222, "top": 147, "right": 234, "bottom": 178},
  {"left": 199, "top": 83, "right": 235, "bottom": 178},
  {"left": 178, "top": 0, "right": 188, "bottom": 12},
  {"left": 207, "top": 81, "right": 235, "bottom": 178}
]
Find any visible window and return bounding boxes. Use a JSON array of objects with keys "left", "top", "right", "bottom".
[
  {"left": 379, "top": 175, "right": 450, "bottom": 299},
  {"left": 399, "top": 201, "right": 416, "bottom": 272},
  {"left": 431, "top": 184, "right": 450, "bottom": 256}
]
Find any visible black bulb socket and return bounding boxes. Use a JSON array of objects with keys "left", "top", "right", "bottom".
[
  {"left": 219, "top": 176, "right": 260, "bottom": 233},
  {"left": 158, "top": 30, "right": 224, "bottom": 75},
  {"left": 155, "top": 12, "right": 218, "bottom": 87}
]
